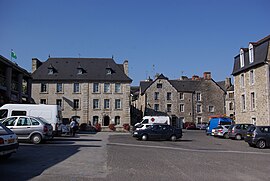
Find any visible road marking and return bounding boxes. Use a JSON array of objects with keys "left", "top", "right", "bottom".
[{"left": 108, "top": 142, "right": 270, "bottom": 155}]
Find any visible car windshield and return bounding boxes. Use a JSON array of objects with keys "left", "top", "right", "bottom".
[
  {"left": 247, "top": 126, "right": 255, "bottom": 132},
  {"left": 0, "top": 109, "right": 8, "bottom": 119}
]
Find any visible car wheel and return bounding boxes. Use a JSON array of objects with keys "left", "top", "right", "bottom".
[
  {"left": 224, "top": 133, "right": 229, "bottom": 139},
  {"left": 31, "top": 134, "right": 42, "bottom": 144},
  {"left": 235, "top": 134, "right": 242, "bottom": 140},
  {"left": 170, "top": 135, "right": 177, "bottom": 142},
  {"left": 141, "top": 134, "right": 148, "bottom": 141},
  {"left": 256, "top": 140, "right": 266, "bottom": 149}
]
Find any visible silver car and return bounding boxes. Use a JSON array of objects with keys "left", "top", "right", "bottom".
[{"left": 1, "top": 116, "right": 53, "bottom": 144}]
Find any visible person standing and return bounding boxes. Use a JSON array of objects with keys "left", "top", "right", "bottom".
[{"left": 70, "top": 118, "right": 78, "bottom": 136}]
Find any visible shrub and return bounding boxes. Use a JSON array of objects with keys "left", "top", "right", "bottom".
[
  {"left": 123, "top": 123, "right": 130, "bottom": 131},
  {"left": 108, "top": 124, "right": 116, "bottom": 131},
  {"left": 94, "top": 123, "right": 102, "bottom": 132},
  {"left": 79, "top": 123, "right": 87, "bottom": 131}
]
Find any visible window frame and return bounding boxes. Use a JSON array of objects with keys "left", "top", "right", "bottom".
[
  {"left": 56, "top": 83, "right": 63, "bottom": 93},
  {"left": 93, "top": 83, "right": 99, "bottom": 93},
  {"left": 73, "top": 83, "right": 80, "bottom": 93}
]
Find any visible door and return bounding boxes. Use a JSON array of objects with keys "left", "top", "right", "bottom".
[
  {"left": 103, "top": 116, "right": 110, "bottom": 126},
  {"left": 14, "top": 117, "right": 32, "bottom": 139}
]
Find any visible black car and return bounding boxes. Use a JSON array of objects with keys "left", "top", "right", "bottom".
[
  {"left": 132, "top": 124, "right": 182, "bottom": 141},
  {"left": 228, "top": 124, "right": 253, "bottom": 140},
  {"left": 245, "top": 125, "right": 270, "bottom": 149}
]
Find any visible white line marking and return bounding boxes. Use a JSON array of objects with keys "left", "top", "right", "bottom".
[{"left": 108, "top": 142, "right": 270, "bottom": 155}]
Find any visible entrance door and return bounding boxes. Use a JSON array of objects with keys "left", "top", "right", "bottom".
[{"left": 103, "top": 115, "right": 110, "bottom": 126}]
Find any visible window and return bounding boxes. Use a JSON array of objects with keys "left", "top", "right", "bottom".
[
  {"left": 154, "top": 92, "right": 159, "bottom": 100},
  {"left": 40, "top": 99, "right": 47, "bottom": 104},
  {"left": 93, "top": 99, "right": 99, "bottom": 109},
  {"left": 167, "top": 104, "right": 172, "bottom": 112},
  {"left": 73, "top": 99, "right": 80, "bottom": 109},
  {"left": 17, "top": 117, "right": 31, "bottom": 126},
  {"left": 56, "top": 99, "right": 62, "bottom": 108},
  {"left": 240, "top": 74, "right": 245, "bottom": 87},
  {"left": 250, "top": 70, "right": 254, "bottom": 85},
  {"left": 115, "top": 99, "right": 121, "bottom": 109},
  {"left": 115, "top": 83, "right": 121, "bottom": 93},
  {"left": 249, "top": 44, "right": 254, "bottom": 63},
  {"left": 252, "top": 117, "right": 256, "bottom": 125},
  {"left": 104, "top": 83, "right": 110, "bottom": 93},
  {"left": 154, "top": 104, "right": 159, "bottom": 111},
  {"left": 157, "top": 83, "right": 162, "bottom": 88},
  {"left": 197, "top": 117, "right": 202, "bottom": 124},
  {"left": 251, "top": 92, "right": 255, "bottom": 110},
  {"left": 11, "top": 111, "right": 26, "bottom": 116},
  {"left": 196, "top": 93, "right": 201, "bottom": 101},
  {"left": 48, "top": 68, "right": 54, "bottom": 75},
  {"left": 229, "top": 102, "right": 234, "bottom": 110},
  {"left": 240, "top": 49, "right": 245, "bottom": 68},
  {"left": 41, "top": 83, "right": 47, "bottom": 93},
  {"left": 93, "top": 83, "right": 99, "bottom": 93},
  {"left": 197, "top": 104, "right": 202, "bottom": 113},
  {"left": 93, "top": 116, "right": 99, "bottom": 126},
  {"left": 30, "top": 118, "right": 40, "bottom": 126},
  {"left": 106, "top": 68, "right": 112, "bottom": 75},
  {"left": 180, "top": 93, "right": 184, "bottom": 100},
  {"left": 56, "top": 83, "right": 63, "bottom": 93},
  {"left": 115, "top": 116, "right": 120, "bottom": 125},
  {"left": 0, "top": 109, "right": 8, "bottom": 119},
  {"left": 167, "top": 92, "right": 172, "bottom": 100},
  {"left": 208, "top": 106, "right": 214, "bottom": 113},
  {"left": 180, "top": 104, "right": 184, "bottom": 112},
  {"left": 104, "top": 99, "right": 110, "bottom": 109},
  {"left": 229, "top": 92, "right": 234, "bottom": 99},
  {"left": 73, "top": 83, "right": 80, "bottom": 93},
  {"left": 241, "top": 94, "right": 246, "bottom": 111},
  {"left": 2, "top": 117, "right": 16, "bottom": 126}
]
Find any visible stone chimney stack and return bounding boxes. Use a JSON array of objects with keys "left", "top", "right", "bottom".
[
  {"left": 225, "top": 77, "right": 232, "bottom": 89},
  {"left": 192, "top": 75, "right": 200, "bottom": 80},
  {"left": 203, "top": 72, "right": 211, "bottom": 80},
  {"left": 123, "top": 60, "right": 128, "bottom": 76},
  {"left": 32, "top": 58, "right": 42, "bottom": 73},
  {"left": 180, "top": 76, "right": 188, "bottom": 80}
]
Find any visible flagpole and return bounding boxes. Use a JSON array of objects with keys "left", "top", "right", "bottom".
[{"left": 11, "top": 49, "right": 13, "bottom": 61}]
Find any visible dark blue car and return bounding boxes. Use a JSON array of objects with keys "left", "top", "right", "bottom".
[{"left": 133, "top": 124, "right": 182, "bottom": 141}]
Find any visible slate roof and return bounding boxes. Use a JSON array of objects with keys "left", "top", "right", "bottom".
[
  {"left": 232, "top": 35, "right": 270, "bottom": 76},
  {"left": 140, "top": 75, "right": 225, "bottom": 95},
  {"left": 32, "top": 58, "right": 132, "bottom": 82},
  {"left": 216, "top": 81, "right": 234, "bottom": 92}
]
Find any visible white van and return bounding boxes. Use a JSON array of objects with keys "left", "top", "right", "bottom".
[
  {"left": 0, "top": 104, "right": 62, "bottom": 134},
  {"left": 134, "top": 116, "right": 171, "bottom": 127}
]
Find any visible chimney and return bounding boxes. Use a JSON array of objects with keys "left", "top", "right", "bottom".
[
  {"left": 180, "top": 76, "right": 188, "bottom": 80},
  {"left": 192, "top": 75, "right": 200, "bottom": 80},
  {"left": 123, "top": 60, "right": 128, "bottom": 76},
  {"left": 203, "top": 72, "right": 211, "bottom": 80},
  {"left": 225, "top": 77, "right": 232, "bottom": 89},
  {"left": 32, "top": 58, "right": 42, "bottom": 73}
]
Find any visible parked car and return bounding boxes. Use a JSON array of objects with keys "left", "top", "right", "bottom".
[
  {"left": 1, "top": 116, "right": 53, "bottom": 144},
  {"left": 196, "top": 123, "right": 208, "bottom": 130},
  {"left": 213, "top": 125, "right": 230, "bottom": 138},
  {"left": 133, "top": 124, "right": 182, "bottom": 141},
  {"left": 228, "top": 124, "right": 253, "bottom": 140},
  {"left": 206, "top": 116, "right": 234, "bottom": 135},
  {"left": 245, "top": 125, "right": 270, "bottom": 149},
  {"left": 0, "top": 122, "right": 19, "bottom": 160},
  {"left": 184, "top": 122, "right": 197, "bottom": 130}
]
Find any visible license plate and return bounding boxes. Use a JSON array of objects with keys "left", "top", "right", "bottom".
[{"left": 8, "top": 139, "right": 15, "bottom": 143}]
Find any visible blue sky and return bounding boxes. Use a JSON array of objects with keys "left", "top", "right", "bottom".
[{"left": 1, "top": 0, "right": 269, "bottom": 85}]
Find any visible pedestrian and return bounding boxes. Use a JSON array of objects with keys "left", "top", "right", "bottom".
[{"left": 70, "top": 118, "right": 79, "bottom": 137}]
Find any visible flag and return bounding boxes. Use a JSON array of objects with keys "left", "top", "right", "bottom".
[{"left": 11, "top": 50, "right": 17, "bottom": 59}]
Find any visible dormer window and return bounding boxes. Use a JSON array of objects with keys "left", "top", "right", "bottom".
[
  {"left": 249, "top": 43, "right": 254, "bottom": 63},
  {"left": 106, "top": 68, "right": 114, "bottom": 75},
  {"left": 77, "top": 64, "right": 86, "bottom": 75},
  {"left": 48, "top": 64, "right": 56, "bottom": 75},
  {"left": 240, "top": 49, "right": 245, "bottom": 68}
]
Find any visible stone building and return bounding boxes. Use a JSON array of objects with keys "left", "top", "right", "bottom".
[
  {"left": 31, "top": 57, "right": 132, "bottom": 130},
  {"left": 232, "top": 35, "right": 270, "bottom": 126},
  {"left": 0, "top": 55, "right": 32, "bottom": 106},
  {"left": 217, "top": 77, "right": 235, "bottom": 119},
  {"left": 135, "top": 72, "right": 226, "bottom": 126}
]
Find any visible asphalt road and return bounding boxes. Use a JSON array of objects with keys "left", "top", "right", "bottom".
[{"left": 1, "top": 130, "right": 270, "bottom": 181}]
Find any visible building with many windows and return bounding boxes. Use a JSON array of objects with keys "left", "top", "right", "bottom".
[
  {"left": 31, "top": 57, "right": 132, "bottom": 129},
  {"left": 232, "top": 35, "right": 270, "bottom": 126},
  {"left": 135, "top": 72, "right": 226, "bottom": 127},
  {"left": 0, "top": 55, "right": 32, "bottom": 106}
]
